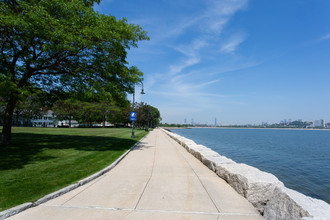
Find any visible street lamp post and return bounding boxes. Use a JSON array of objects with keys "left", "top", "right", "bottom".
[
  {"left": 131, "top": 82, "right": 145, "bottom": 138},
  {"left": 145, "top": 103, "right": 150, "bottom": 131}
]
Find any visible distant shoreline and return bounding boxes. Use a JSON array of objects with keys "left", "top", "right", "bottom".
[{"left": 168, "top": 127, "right": 330, "bottom": 131}]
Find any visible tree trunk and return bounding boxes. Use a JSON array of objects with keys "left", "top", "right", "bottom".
[
  {"left": 69, "top": 115, "right": 71, "bottom": 128},
  {"left": 1, "top": 97, "right": 18, "bottom": 145}
]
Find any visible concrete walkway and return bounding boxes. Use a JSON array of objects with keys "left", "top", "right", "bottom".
[{"left": 8, "top": 129, "right": 263, "bottom": 220}]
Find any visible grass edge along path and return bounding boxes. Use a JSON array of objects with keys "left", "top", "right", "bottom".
[{"left": 0, "top": 127, "right": 148, "bottom": 211}]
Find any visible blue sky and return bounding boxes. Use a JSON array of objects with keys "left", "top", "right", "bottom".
[{"left": 95, "top": 0, "right": 330, "bottom": 125}]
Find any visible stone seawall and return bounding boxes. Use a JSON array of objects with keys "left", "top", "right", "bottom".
[{"left": 161, "top": 128, "right": 330, "bottom": 220}]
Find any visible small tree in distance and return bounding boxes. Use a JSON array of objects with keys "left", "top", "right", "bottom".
[
  {"left": 53, "top": 99, "right": 80, "bottom": 128},
  {"left": 135, "top": 102, "right": 161, "bottom": 129}
]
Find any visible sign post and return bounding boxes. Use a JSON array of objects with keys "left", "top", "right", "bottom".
[
  {"left": 130, "top": 112, "right": 136, "bottom": 121},
  {"left": 130, "top": 81, "right": 144, "bottom": 138},
  {"left": 130, "top": 111, "right": 137, "bottom": 138}
]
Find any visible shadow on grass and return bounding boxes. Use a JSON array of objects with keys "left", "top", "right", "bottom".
[{"left": 0, "top": 133, "right": 137, "bottom": 171}]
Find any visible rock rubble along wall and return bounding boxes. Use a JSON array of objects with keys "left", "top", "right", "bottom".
[{"left": 161, "top": 128, "right": 330, "bottom": 220}]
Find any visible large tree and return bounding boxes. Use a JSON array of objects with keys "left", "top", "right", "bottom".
[
  {"left": 135, "top": 102, "right": 161, "bottom": 129},
  {"left": 0, "top": 0, "right": 148, "bottom": 144},
  {"left": 107, "top": 104, "right": 131, "bottom": 127}
]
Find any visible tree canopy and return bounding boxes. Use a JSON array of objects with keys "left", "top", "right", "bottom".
[
  {"left": 134, "top": 102, "right": 161, "bottom": 129},
  {"left": 0, "top": 0, "right": 149, "bottom": 144}
]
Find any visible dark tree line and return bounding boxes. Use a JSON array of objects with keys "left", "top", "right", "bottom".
[
  {"left": 0, "top": 90, "right": 162, "bottom": 129},
  {"left": 53, "top": 100, "right": 161, "bottom": 128},
  {"left": 52, "top": 96, "right": 132, "bottom": 128}
]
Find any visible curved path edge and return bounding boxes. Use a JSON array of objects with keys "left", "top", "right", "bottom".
[
  {"left": 161, "top": 128, "right": 330, "bottom": 220},
  {"left": 0, "top": 133, "right": 149, "bottom": 220}
]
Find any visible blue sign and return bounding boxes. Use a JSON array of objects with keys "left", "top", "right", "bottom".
[{"left": 130, "top": 111, "right": 137, "bottom": 121}]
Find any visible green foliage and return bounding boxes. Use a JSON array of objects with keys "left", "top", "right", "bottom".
[
  {"left": 53, "top": 96, "right": 132, "bottom": 127},
  {"left": 1, "top": 86, "right": 47, "bottom": 126},
  {"left": 107, "top": 105, "right": 131, "bottom": 126},
  {"left": 0, "top": 75, "right": 17, "bottom": 100},
  {"left": 74, "top": 102, "right": 105, "bottom": 126},
  {"left": 1, "top": 0, "right": 148, "bottom": 94},
  {"left": 13, "top": 92, "right": 44, "bottom": 126},
  {"left": 52, "top": 98, "right": 80, "bottom": 126},
  {"left": 0, "top": 99, "right": 5, "bottom": 122},
  {"left": 134, "top": 102, "right": 161, "bottom": 128},
  {"left": 148, "top": 105, "right": 161, "bottom": 127},
  {"left": 0, "top": 0, "right": 149, "bottom": 143}
]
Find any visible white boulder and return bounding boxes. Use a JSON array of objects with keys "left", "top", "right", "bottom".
[
  {"left": 264, "top": 187, "right": 330, "bottom": 220},
  {"left": 201, "top": 153, "right": 236, "bottom": 171},
  {"left": 215, "top": 163, "right": 284, "bottom": 213}
]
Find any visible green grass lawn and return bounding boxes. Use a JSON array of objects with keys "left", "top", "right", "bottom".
[{"left": 0, "top": 127, "right": 148, "bottom": 211}]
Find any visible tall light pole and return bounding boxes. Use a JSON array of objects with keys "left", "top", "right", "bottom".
[
  {"left": 131, "top": 82, "right": 145, "bottom": 138},
  {"left": 145, "top": 103, "right": 150, "bottom": 131}
]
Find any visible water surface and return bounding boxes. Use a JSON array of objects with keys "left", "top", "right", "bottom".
[{"left": 171, "top": 128, "right": 330, "bottom": 203}]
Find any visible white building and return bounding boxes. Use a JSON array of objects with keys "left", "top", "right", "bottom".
[
  {"left": 8, "top": 109, "right": 112, "bottom": 128},
  {"left": 57, "top": 119, "right": 79, "bottom": 127},
  {"left": 313, "top": 119, "right": 325, "bottom": 128},
  {"left": 31, "top": 110, "right": 56, "bottom": 127}
]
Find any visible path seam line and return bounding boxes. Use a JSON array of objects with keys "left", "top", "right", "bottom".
[
  {"left": 133, "top": 133, "right": 157, "bottom": 210},
  {"left": 40, "top": 204, "right": 260, "bottom": 216},
  {"left": 165, "top": 133, "right": 221, "bottom": 213}
]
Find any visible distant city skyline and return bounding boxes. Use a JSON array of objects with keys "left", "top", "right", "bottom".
[
  {"left": 177, "top": 117, "right": 328, "bottom": 127},
  {"left": 95, "top": 0, "right": 330, "bottom": 124}
]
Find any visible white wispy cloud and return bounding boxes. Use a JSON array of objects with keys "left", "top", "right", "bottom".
[
  {"left": 209, "top": 60, "right": 260, "bottom": 75},
  {"left": 320, "top": 33, "right": 330, "bottom": 41},
  {"left": 220, "top": 33, "right": 246, "bottom": 53},
  {"left": 149, "top": 90, "right": 229, "bottom": 98},
  {"left": 177, "top": 79, "right": 219, "bottom": 91},
  {"left": 160, "top": 16, "right": 204, "bottom": 40},
  {"left": 169, "top": 56, "right": 200, "bottom": 75},
  {"left": 168, "top": 39, "right": 208, "bottom": 75},
  {"left": 151, "top": 0, "right": 248, "bottom": 41},
  {"left": 168, "top": 70, "right": 221, "bottom": 96},
  {"left": 165, "top": 0, "right": 248, "bottom": 75},
  {"left": 175, "top": 39, "right": 208, "bottom": 57},
  {"left": 197, "top": 79, "right": 220, "bottom": 88},
  {"left": 130, "top": 0, "right": 249, "bottom": 79},
  {"left": 203, "top": 0, "right": 248, "bottom": 34},
  {"left": 130, "top": 0, "right": 250, "bottom": 121}
]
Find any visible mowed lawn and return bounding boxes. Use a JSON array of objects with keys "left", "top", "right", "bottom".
[{"left": 0, "top": 127, "right": 148, "bottom": 211}]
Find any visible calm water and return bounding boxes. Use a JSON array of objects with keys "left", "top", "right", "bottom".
[{"left": 171, "top": 128, "right": 330, "bottom": 203}]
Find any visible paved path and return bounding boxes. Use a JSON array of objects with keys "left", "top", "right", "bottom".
[{"left": 8, "top": 129, "right": 263, "bottom": 220}]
